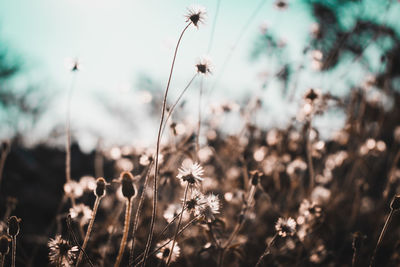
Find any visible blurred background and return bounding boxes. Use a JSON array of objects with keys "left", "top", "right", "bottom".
[{"left": 0, "top": 0, "right": 398, "bottom": 151}]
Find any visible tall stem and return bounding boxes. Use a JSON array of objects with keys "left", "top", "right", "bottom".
[
  {"left": 142, "top": 22, "right": 192, "bottom": 266},
  {"left": 115, "top": 199, "right": 133, "bottom": 267},
  {"left": 11, "top": 236, "right": 16, "bottom": 267},
  {"left": 369, "top": 209, "right": 394, "bottom": 267},
  {"left": 306, "top": 119, "right": 315, "bottom": 193},
  {"left": 196, "top": 77, "right": 204, "bottom": 156},
  {"left": 166, "top": 184, "right": 189, "bottom": 266},
  {"left": 76, "top": 196, "right": 101, "bottom": 266}
]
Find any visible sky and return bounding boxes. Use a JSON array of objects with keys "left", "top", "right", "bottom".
[{"left": 0, "top": 0, "right": 397, "bottom": 151}]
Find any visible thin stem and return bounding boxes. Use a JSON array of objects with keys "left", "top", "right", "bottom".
[
  {"left": 65, "top": 73, "right": 77, "bottom": 207},
  {"left": 142, "top": 21, "right": 192, "bottom": 267},
  {"left": 369, "top": 209, "right": 394, "bottom": 267},
  {"left": 207, "top": 0, "right": 222, "bottom": 53},
  {"left": 11, "top": 236, "right": 16, "bottom": 267},
  {"left": 352, "top": 248, "right": 358, "bottom": 267},
  {"left": 76, "top": 196, "right": 101, "bottom": 266},
  {"left": 66, "top": 216, "right": 94, "bottom": 267},
  {"left": 0, "top": 148, "right": 9, "bottom": 191},
  {"left": 306, "top": 120, "right": 315, "bottom": 193},
  {"left": 0, "top": 255, "right": 4, "bottom": 267},
  {"left": 255, "top": 233, "right": 278, "bottom": 267},
  {"left": 166, "top": 184, "right": 189, "bottom": 266},
  {"left": 160, "top": 74, "right": 198, "bottom": 138},
  {"left": 129, "top": 161, "right": 154, "bottom": 266},
  {"left": 196, "top": 77, "right": 204, "bottom": 156},
  {"left": 115, "top": 199, "right": 133, "bottom": 267}
]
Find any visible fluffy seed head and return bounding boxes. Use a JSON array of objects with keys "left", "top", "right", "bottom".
[
  {"left": 48, "top": 235, "right": 78, "bottom": 267},
  {"left": 195, "top": 56, "right": 213, "bottom": 75},
  {"left": 156, "top": 240, "right": 181, "bottom": 262},
  {"left": 275, "top": 217, "right": 296, "bottom": 237},
  {"left": 177, "top": 161, "right": 204, "bottom": 186},
  {"left": 185, "top": 5, "right": 207, "bottom": 28}
]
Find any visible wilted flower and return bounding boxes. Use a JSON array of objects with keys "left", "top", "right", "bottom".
[
  {"left": 177, "top": 161, "right": 204, "bottom": 186},
  {"left": 48, "top": 235, "right": 78, "bottom": 267},
  {"left": 185, "top": 5, "right": 207, "bottom": 28},
  {"left": 156, "top": 240, "right": 181, "bottom": 263},
  {"left": 69, "top": 204, "right": 92, "bottom": 226},
  {"left": 195, "top": 56, "right": 213, "bottom": 75},
  {"left": 275, "top": 217, "right": 296, "bottom": 237}
]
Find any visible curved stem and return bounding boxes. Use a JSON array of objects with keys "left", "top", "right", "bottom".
[
  {"left": 76, "top": 196, "right": 101, "bottom": 266},
  {"left": 196, "top": 77, "right": 204, "bottom": 157},
  {"left": 142, "top": 21, "right": 192, "bottom": 267},
  {"left": 115, "top": 199, "right": 133, "bottom": 267},
  {"left": 166, "top": 184, "right": 189, "bottom": 266}
]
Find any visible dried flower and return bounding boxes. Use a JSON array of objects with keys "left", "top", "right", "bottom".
[
  {"left": 7, "top": 216, "right": 21, "bottom": 237},
  {"left": 199, "top": 194, "right": 220, "bottom": 222},
  {"left": 185, "top": 5, "right": 207, "bottom": 28},
  {"left": 195, "top": 56, "right": 213, "bottom": 75},
  {"left": 275, "top": 217, "right": 296, "bottom": 237},
  {"left": 0, "top": 235, "right": 10, "bottom": 255},
  {"left": 177, "top": 161, "right": 204, "bottom": 186},
  {"left": 120, "top": 171, "right": 137, "bottom": 200},
  {"left": 185, "top": 189, "right": 205, "bottom": 214},
  {"left": 48, "top": 235, "right": 78, "bottom": 267},
  {"left": 69, "top": 204, "right": 92, "bottom": 226},
  {"left": 95, "top": 177, "right": 107, "bottom": 198},
  {"left": 391, "top": 195, "right": 400, "bottom": 210},
  {"left": 156, "top": 240, "right": 181, "bottom": 263}
]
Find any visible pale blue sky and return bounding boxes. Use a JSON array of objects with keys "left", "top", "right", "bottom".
[{"left": 0, "top": 0, "right": 397, "bottom": 150}]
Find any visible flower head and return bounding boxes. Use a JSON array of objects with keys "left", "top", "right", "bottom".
[
  {"left": 185, "top": 189, "right": 205, "bottom": 214},
  {"left": 177, "top": 161, "right": 204, "bottom": 186},
  {"left": 185, "top": 5, "right": 207, "bottom": 28},
  {"left": 199, "top": 194, "right": 220, "bottom": 222},
  {"left": 69, "top": 204, "right": 92, "bottom": 226},
  {"left": 156, "top": 240, "right": 181, "bottom": 263},
  {"left": 48, "top": 235, "right": 78, "bottom": 267},
  {"left": 195, "top": 56, "right": 213, "bottom": 75},
  {"left": 275, "top": 217, "right": 296, "bottom": 237}
]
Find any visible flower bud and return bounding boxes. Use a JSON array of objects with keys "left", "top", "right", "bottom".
[
  {"left": 121, "top": 172, "right": 136, "bottom": 200},
  {"left": 95, "top": 177, "right": 107, "bottom": 198},
  {"left": 390, "top": 195, "right": 400, "bottom": 210},
  {"left": 0, "top": 235, "right": 11, "bottom": 255},
  {"left": 7, "top": 216, "right": 21, "bottom": 237}
]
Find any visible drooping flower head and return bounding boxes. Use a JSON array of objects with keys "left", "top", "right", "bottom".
[
  {"left": 195, "top": 56, "right": 213, "bottom": 75},
  {"left": 275, "top": 217, "right": 297, "bottom": 237},
  {"left": 48, "top": 235, "right": 78, "bottom": 267},
  {"left": 185, "top": 5, "right": 207, "bottom": 28},
  {"left": 156, "top": 240, "right": 181, "bottom": 263},
  {"left": 177, "top": 160, "right": 204, "bottom": 187}
]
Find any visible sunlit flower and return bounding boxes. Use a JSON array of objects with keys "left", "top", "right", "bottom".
[
  {"left": 275, "top": 217, "right": 296, "bottom": 237},
  {"left": 69, "top": 204, "right": 92, "bottom": 226},
  {"left": 195, "top": 56, "right": 213, "bottom": 75},
  {"left": 177, "top": 161, "right": 204, "bottom": 186},
  {"left": 199, "top": 194, "right": 220, "bottom": 222},
  {"left": 185, "top": 189, "right": 205, "bottom": 215},
  {"left": 185, "top": 5, "right": 207, "bottom": 28},
  {"left": 48, "top": 235, "right": 78, "bottom": 267},
  {"left": 155, "top": 240, "right": 181, "bottom": 263}
]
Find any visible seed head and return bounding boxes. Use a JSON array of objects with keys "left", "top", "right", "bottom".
[
  {"left": 95, "top": 177, "right": 107, "bottom": 198},
  {"left": 0, "top": 235, "right": 11, "bottom": 255},
  {"left": 177, "top": 161, "right": 204, "bottom": 187},
  {"left": 275, "top": 217, "right": 296, "bottom": 237},
  {"left": 185, "top": 5, "right": 207, "bottom": 28},
  {"left": 390, "top": 195, "right": 400, "bottom": 210},
  {"left": 156, "top": 240, "right": 181, "bottom": 262},
  {"left": 48, "top": 235, "right": 78, "bottom": 267},
  {"left": 121, "top": 171, "right": 137, "bottom": 200},
  {"left": 7, "top": 216, "right": 21, "bottom": 237},
  {"left": 195, "top": 56, "right": 213, "bottom": 75}
]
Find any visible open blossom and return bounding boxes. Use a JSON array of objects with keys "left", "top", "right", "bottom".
[
  {"left": 199, "top": 194, "right": 220, "bottom": 222},
  {"left": 195, "top": 56, "right": 213, "bottom": 75},
  {"left": 185, "top": 5, "right": 207, "bottom": 28},
  {"left": 177, "top": 161, "right": 204, "bottom": 186},
  {"left": 275, "top": 217, "right": 297, "bottom": 237},
  {"left": 48, "top": 235, "right": 78, "bottom": 267},
  {"left": 156, "top": 240, "right": 181, "bottom": 263}
]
